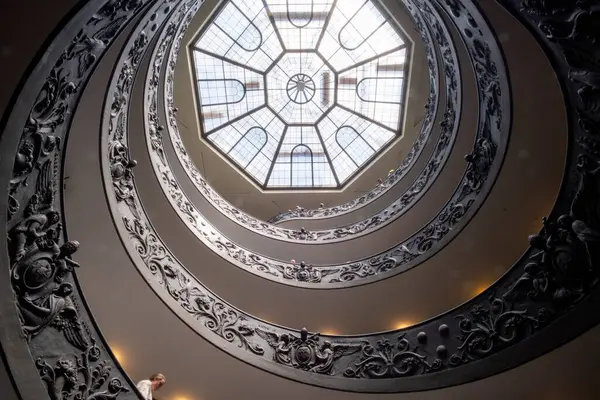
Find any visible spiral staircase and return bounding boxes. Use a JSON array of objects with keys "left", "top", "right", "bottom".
[{"left": 1, "top": 0, "right": 600, "bottom": 399}]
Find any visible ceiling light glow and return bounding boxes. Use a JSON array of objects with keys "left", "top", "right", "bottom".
[
  {"left": 473, "top": 284, "right": 490, "bottom": 297},
  {"left": 395, "top": 321, "right": 413, "bottom": 330},
  {"left": 111, "top": 347, "right": 125, "bottom": 366}
]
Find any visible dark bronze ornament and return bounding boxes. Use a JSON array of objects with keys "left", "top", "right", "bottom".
[
  {"left": 108, "top": 140, "right": 139, "bottom": 219},
  {"left": 142, "top": 0, "right": 473, "bottom": 287},
  {"left": 122, "top": 216, "right": 265, "bottom": 356},
  {"left": 2, "top": 0, "right": 599, "bottom": 395},
  {"left": 282, "top": 261, "right": 325, "bottom": 283},
  {"left": 160, "top": 0, "right": 456, "bottom": 245},
  {"left": 100, "top": 0, "right": 600, "bottom": 391},
  {"left": 12, "top": 236, "right": 87, "bottom": 351},
  {"left": 36, "top": 343, "right": 130, "bottom": 400},
  {"left": 256, "top": 327, "right": 363, "bottom": 375},
  {"left": 1, "top": 0, "right": 177, "bottom": 398},
  {"left": 344, "top": 334, "right": 443, "bottom": 378}
]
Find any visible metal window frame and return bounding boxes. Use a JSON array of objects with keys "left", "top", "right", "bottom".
[{"left": 189, "top": 0, "right": 410, "bottom": 191}]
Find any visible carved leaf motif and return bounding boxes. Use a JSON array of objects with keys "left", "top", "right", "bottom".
[
  {"left": 256, "top": 328, "right": 363, "bottom": 375},
  {"left": 5, "top": 1, "right": 155, "bottom": 398},
  {"left": 344, "top": 335, "right": 443, "bottom": 378},
  {"left": 36, "top": 344, "right": 130, "bottom": 400}
]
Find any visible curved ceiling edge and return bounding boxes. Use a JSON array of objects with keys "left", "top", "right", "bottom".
[
  {"left": 2, "top": 0, "right": 595, "bottom": 394},
  {"left": 99, "top": 0, "right": 600, "bottom": 392},
  {"left": 0, "top": 0, "right": 176, "bottom": 399},
  {"left": 126, "top": 0, "right": 506, "bottom": 288},
  {"left": 161, "top": 0, "right": 449, "bottom": 245}
]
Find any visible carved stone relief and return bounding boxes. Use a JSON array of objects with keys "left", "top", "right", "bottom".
[
  {"left": 136, "top": 0, "right": 504, "bottom": 287},
  {"left": 36, "top": 343, "right": 131, "bottom": 400},
  {"left": 1, "top": 0, "right": 597, "bottom": 396},
  {"left": 1, "top": 0, "right": 180, "bottom": 398},
  {"left": 99, "top": 0, "right": 600, "bottom": 392},
  {"left": 256, "top": 327, "right": 364, "bottom": 375}
]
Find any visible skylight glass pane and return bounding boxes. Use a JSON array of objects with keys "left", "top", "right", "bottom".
[
  {"left": 265, "top": 0, "right": 334, "bottom": 49},
  {"left": 192, "top": 0, "right": 407, "bottom": 189},
  {"left": 193, "top": 51, "right": 265, "bottom": 132},
  {"left": 228, "top": 128, "right": 266, "bottom": 167},
  {"left": 207, "top": 124, "right": 243, "bottom": 153},
  {"left": 318, "top": 106, "right": 395, "bottom": 183},
  {"left": 317, "top": 0, "right": 404, "bottom": 71},
  {"left": 338, "top": 49, "right": 406, "bottom": 129},
  {"left": 266, "top": 53, "right": 334, "bottom": 124},
  {"left": 246, "top": 153, "right": 272, "bottom": 183}
]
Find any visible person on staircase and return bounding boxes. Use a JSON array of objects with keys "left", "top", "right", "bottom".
[{"left": 136, "top": 373, "right": 166, "bottom": 400}]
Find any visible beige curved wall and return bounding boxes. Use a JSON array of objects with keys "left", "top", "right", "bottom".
[
  {"left": 1, "top": 1, "right": 592, "bottom": 400},
  {"left": 88, "top": 0, "right": 566, "bottom": 334},
  {"left": 65, "top": 49, "right": 592, "bottom": 397}
]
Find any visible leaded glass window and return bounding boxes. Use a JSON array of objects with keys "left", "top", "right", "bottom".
[{"left": 191, "top": 0, "right": 410, "bottom": 189}]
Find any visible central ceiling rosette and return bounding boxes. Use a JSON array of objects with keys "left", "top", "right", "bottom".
[{"left": 191, "top": 0, "right": 410, "bottom": 189}]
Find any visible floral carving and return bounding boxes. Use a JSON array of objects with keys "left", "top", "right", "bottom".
[
  {"left": 344, "top": 335, "right": 443, "bottom": 378},
  {"left": 458, "top": 136, "right": 497, "bottom": 200},
  {"left": 79, "top": 0, "right": 600, "bottom": 391},
  {"left": 12, "top": 236, "right": 88, "bottom": 351},
  {"left": 256, "top": 327, "right": 363, "bottom": 375},
  {"left": 9, "top": 158, "right": 61, "bottom": 261},
  {"left": 145, "top": 0, "right": 490, "bottom": 287},
  {"left": 448, "top": 299, "right": 542, "bottom": 366},
  {"left": 2, "top": 0, "right": 164, "bottom": 398},
  {"left": 36, "top": 343, "right": 130, "bottom": 400},
  {"left": 504, "top": 157, "right": 600, "bottom": 304},
  {"left": 108, "top": 140, "right": 139, "bottom": 219},
  {"left": 122, "top": 216, "right": 265, "bottom": 356},
  {"left": 0, "top": 0, "right": 597, "bottom": 395},
  {"left": 159, "top": 1, "right": 455, "bottom": 244},
  {"left": 10, "top": 67, "right": 73, "bottom": 202},
  {"left": 282, "top": 261, "right": 330, "bottom": 283},
  {"left": 6, "top": 151, "right": 88, "bottom": 351}
]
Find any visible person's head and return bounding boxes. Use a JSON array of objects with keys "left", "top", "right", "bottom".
[{"left": 149, "top": 373, "right": 166, "bottom": 391}]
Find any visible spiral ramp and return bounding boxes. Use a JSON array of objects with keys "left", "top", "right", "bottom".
[{"left": 1, "top": 0, "right": 600, "bottom": 399}]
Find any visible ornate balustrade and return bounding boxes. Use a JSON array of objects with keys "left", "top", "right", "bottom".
[{"left": 0, "top": 0, "right": 598, "bottom": 398}]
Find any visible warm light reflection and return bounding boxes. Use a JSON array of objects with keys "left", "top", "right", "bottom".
[
  {"left": 321, "top": 329, "right": 337, "bottom": 336},
  {"left": 173, "top": 397, "right": 191, "bottom": 400},
  {"left": 111, "top": 347, "right": 125, "bottom": 366},
  {"left": 395, "top": 321, "right": 413, "bottom": 330},
  {"left": 473, "top": 284, "right": 490, "bottom": 297}
]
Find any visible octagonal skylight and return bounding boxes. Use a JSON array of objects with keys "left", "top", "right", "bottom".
[{"left": 191, "top": 0, "right": 409, "bottom": 189}]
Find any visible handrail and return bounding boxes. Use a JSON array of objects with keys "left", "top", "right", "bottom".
[
  {"left": 162, "top": 1, "right": 452, "bottom": 243},
  {"left": 97, "top": 0, "right": 598, "bottom": 395},
  {"left": 2, "top": 0, "right": 596, "bottom": 396},
  {"left": 166, "top": 3, "right": 445, "bottom": 241},
  {"left": 0, "top": 0, "right": 179, "bottom": 398},
  {"left": 99, "top": 0, "right": 600, "bottom": 391},
  {"left": 140, "top": 0, "right": 506, "bottom": 288}
]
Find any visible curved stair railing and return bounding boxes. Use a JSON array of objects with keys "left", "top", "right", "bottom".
[
  {"left": 115, "top": 0, "right": 506, "bottom": 288},
  {"left": 1, "top": 0, "right": 599, "bottom": 398},
  {"left": 97, "top": 0, "right": 599, "bottom": 391},
  {"left": 0, "top": 0, "right": 181, "bottom": 398},
  {"left": 161, "top": 0, "right": 448, "bottom": 241},
  {"left": 157, "top": 0, "right": 460, "bottom": 244}
]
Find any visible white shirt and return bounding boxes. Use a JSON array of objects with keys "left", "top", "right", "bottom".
[{"left": 136, "top": 380, "right": 153, "bottom": 400}]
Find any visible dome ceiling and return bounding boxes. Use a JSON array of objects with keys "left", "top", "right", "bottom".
[
  {"left": 1, "top": 0, "right": 599, "bottom": 399},
  {"left": 191, "top": 0, "right": 409, "bottom": 189}
]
